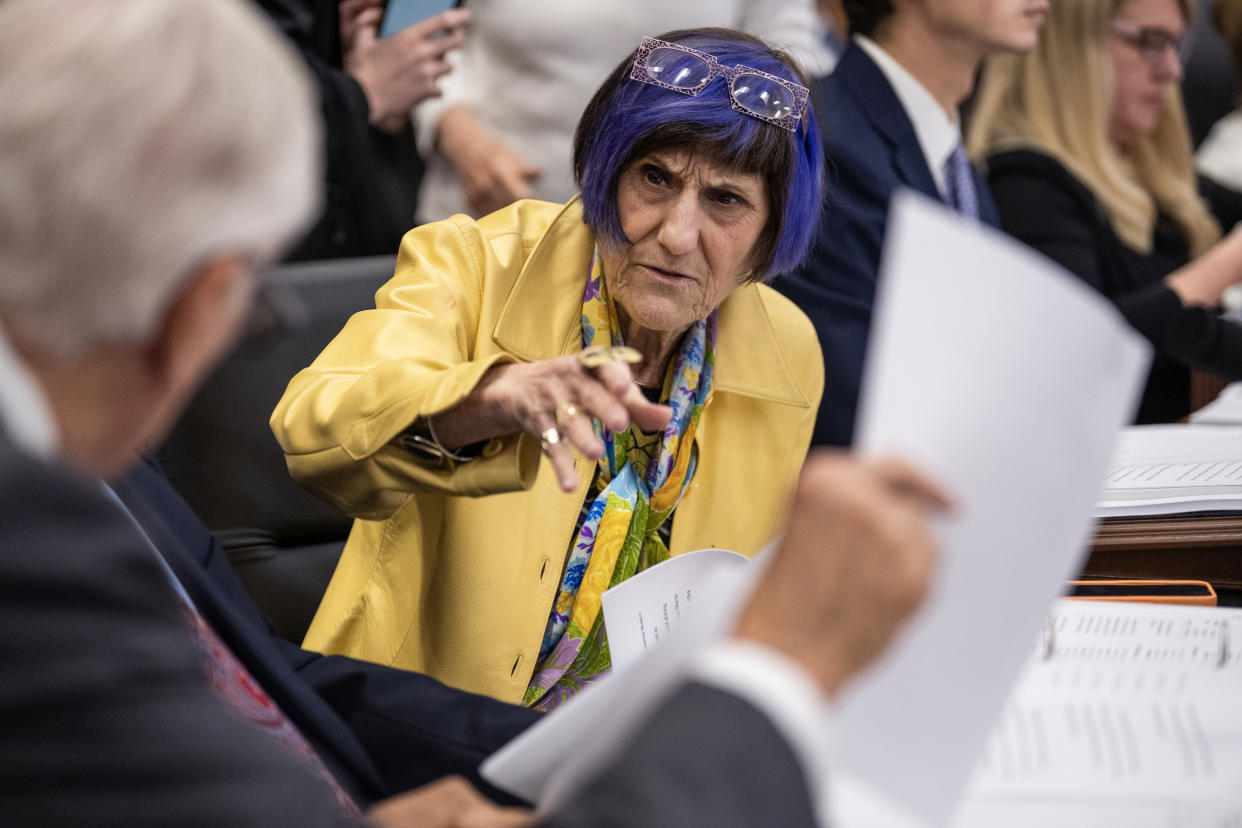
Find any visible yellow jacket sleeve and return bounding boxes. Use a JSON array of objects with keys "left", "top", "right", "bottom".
[{"left": 270, "top": 207, "right": 550, "bottom": 520}]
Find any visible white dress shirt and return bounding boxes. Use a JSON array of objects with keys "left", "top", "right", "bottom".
[{"left": 0, "top": 326, "right": 58, "bottom": 459}]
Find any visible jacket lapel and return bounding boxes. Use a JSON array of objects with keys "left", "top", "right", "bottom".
[
  {"left": 111, "top": 460, "right": 389, "bottom": 801},
  {"left": 492, "top": 199, "right": 594, "bottom": 362},
  {"left": 976, "top": 167, "right": 1000, "bottom": 227},
  {"left": 835, "top": 44, "right": 942, "bottom": 202}
]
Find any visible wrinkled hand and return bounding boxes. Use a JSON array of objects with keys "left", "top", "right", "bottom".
[
  {"left": 367, "top": 776, "right": 534, "bottom": 828},
  {"left": 735, "top": 451, "right": 951, "bottom": 697},
  {"left": 342, "top": 2, "right": 470, "bottom": 132},
  {"left": 437, "top": 106, "right": 541, "bottom": 215},
  {"left": 473, "top": 355, "right": 671, "bottom": 492}
]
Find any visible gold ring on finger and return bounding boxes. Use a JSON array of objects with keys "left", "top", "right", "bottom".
[
  {"left": 577, "top": 344, "right": 643, "bottom": 370},
  {"left": 555, "top": 401, "right": 578, "bottom": 428}
]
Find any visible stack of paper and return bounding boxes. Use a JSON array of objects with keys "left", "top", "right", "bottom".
[
  {"left": 1095, "top": 425, "right": 1242, "bottom": 518},
  {"left": 953, "top": 599, "right": 1242, "bottom": 826}
]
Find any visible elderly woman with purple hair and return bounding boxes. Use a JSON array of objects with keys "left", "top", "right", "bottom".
[{"left": 272, "top": 28, "right": 826, "bottom": 708}]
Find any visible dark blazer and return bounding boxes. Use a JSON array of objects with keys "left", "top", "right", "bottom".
[
  {"left": 0, "top": 437, "right": 361, "bottom": 827},
  {"left": 545, "top": 681, "right": 818, "bottom": 828},
  {"left": 112, "top": 457, "right": 540, "bottom": 806},
  {"left": 775, "top": 42, "right": 998, "bottom": 447},
  {"left": 0, "top": 441, "right": 817, "bottom": 824}
]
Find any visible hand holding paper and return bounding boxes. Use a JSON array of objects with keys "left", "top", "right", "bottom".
[{"left": 735, "top": 453, "right": 951, "bottom": 697}]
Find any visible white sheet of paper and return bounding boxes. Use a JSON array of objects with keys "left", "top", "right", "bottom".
[
  {"left": 837, "top": 192, "right": 1152, "bottom": 826},
  {"left": 954, "top": 797, "right": 1242, "bottom": 827},
  {"left": 1095, "top": 424, "right": 1242, "bottom": 516},
  {"left": 480, "top": 556, "right": 757, "bottom": 808},
  {"left": 601, "top": 547, "right": 751, "bottom": 673}
]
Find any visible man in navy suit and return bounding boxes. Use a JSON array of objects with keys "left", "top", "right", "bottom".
[{"left": 776, "top": 0, "right": 1047, "bottom": 447}]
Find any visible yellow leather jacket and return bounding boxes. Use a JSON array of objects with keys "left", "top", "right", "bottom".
[{"left": 271, "top": 198, "right": 823, "bottom": 702}]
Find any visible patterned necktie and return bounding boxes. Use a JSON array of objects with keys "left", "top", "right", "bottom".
[
  {"left": 103, "top": 487, "right": 361, "bottom": 815},
  {"left": 175, "top": 597, "right": 361, "bottom": 815},
  {"left": 944, "top": 143, "right": 980, "bottom": 221}
]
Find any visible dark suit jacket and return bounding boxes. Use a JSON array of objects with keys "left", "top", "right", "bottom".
[
  {"left": 0, "top": 437, "right": 362, "bottom": 827},
  {"left": 775, "top": 42, "right": 998, "bottom": 447},
  {"left": 545, "top": 682, "right": 818, "bottom": 828},
  {"left": 0, "top": 439, "right": 816, "bottom": 824},
  {"left": 112, "top": 457, "right": 540, "bottom": 806}
]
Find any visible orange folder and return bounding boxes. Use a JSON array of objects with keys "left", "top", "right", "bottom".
[{"left": 1067, "top": 579, "right": 1217, "bottom": 607}]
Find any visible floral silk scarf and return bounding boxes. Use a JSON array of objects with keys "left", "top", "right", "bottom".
[{"left": 523, "top": 249, "right": 716, "bottom": 710}]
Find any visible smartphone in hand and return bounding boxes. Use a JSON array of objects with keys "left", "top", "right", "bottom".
[{"left": 380, "top": 0, "right": 463, "bottom": 38}]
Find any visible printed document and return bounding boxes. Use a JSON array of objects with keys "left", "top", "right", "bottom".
[
  {"left": 601, "top": 547, "right": 750, "bottom": 673},
  {"left": 952, "top": 600, "right": 1242, "bottom": 826}
]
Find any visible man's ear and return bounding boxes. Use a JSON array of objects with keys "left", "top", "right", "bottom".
[{"left": 144, "top": 253, "right": 254, "bottom": 393}]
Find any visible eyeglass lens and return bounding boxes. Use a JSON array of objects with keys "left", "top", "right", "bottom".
[
  {"left": 646, "top": 47, "right": 713, "bottom": 89},
  {"left": 732, "top": 74, "right": 795, "bottom": 120}
]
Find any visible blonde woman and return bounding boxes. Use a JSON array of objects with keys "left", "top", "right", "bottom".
[
  {"left": 968, "top": 0, "right": 1242, "bottom": 422},
  {"left": 1197, "top": 0, "right": 1242, "bottom": 188}
]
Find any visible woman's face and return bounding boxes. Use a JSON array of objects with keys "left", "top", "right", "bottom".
[
  {"left": 1107, "top": 0, "right": 1186, "bottom": 148},
  {"left": 600, "top": 148, "right": 769, "bottom": 341}
]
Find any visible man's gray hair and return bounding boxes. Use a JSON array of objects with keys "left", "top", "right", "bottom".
[{"left": 0, "top": 0, "right": 322, "bottom": 356}]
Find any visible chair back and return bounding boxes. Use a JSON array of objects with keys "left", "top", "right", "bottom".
[{"left": 159, "top": 255, "right": 396, "bottom": 641}]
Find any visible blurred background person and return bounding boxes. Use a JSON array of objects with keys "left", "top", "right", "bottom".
[
  {"left": 272, "top": 29, "right": 825, "bottom": 708},
  {"left": 1197, "top": 0, "right": 1242, "bottom": 187},
  {"left": 970, "top": 0, "right": 1242, "bottom": 424},
  {"left": 258, "top": 0, "right": 469, "bottom": 259},
  {"left": 411, "top": 0, "right": 834, "bottom": 222},
  {"left": 774, "top": 0, "right": 1046, "bottom": 449}
]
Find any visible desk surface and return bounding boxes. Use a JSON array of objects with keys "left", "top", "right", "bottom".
[{"left": 1086, "top": 514, "right": 1242, "bottom": 604}]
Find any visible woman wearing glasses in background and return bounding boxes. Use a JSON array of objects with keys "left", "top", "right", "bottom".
[
  {"left": 968, "top": 0, "right": 1242, "bottom": 423},
  {"left": 272, "top": 29, "right": 824, "bottom": 708}
]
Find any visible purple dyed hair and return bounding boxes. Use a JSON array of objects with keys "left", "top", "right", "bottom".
[{"left": 573, "top": 27, "right": 824, "bottom": 280}]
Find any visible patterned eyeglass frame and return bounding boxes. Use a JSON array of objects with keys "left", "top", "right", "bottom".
[{"left": 628, "top": 36, "right": 809, "bottom": 132}]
